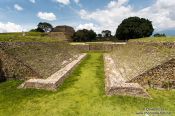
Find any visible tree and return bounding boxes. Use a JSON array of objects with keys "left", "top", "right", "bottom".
[
  {"left": 154, "top": 33, "right": 166, "bottom": 37},
  {"left": 29, "top": 28, "right": 44, "bottom": 32},
  {"left": 73, "top": 29, "right": 97, "bottom": 42},
  {"left": 102, "top": 30, "right": 111, "bottom": 37},
  {"left": 37, "top": 22, "right": 53, "bottom": 32},
  {"left": 115, "top": 17, "right": 154, "bottom": 40},
  {"left": 97, "top": 34, "right": 102, "bottom": 38}
]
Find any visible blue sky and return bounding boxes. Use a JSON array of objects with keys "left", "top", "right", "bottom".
[{"left": 0, "top": 0, "right": 175, "bottom": 35}]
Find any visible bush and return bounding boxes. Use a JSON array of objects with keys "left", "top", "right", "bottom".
[
  {"left": 73, "top": 29, "right": 97, "bottom": 42},
  {"left": 116, "top": 17, "right": 154, "bottom": 40},
  {"left": 154, "top": 33, "right": 166, "bottom": 37}
]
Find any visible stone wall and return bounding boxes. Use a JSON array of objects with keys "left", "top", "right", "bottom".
[
  {"left": 48, "top": 32, "right": 73, "bottom": 41},
  {"left": 128, "top": 59, "right": 175, "bottom": 89},
  {"left": 0, "top": 49, "right": 41, "bottom": 80},
  {"left": 72, "top": 43, "right": 126, "bottom": 52},
  {"left": 129, "top": 42, "right": 175, "bottom": 48}
]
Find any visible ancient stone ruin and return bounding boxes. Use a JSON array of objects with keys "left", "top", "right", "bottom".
[
  {"left": 104, "top": 54, "right": 150, "bottom": 98},
  {"left": 129, "top": 58, "right": 175, "bottom": 90},
  {"left": 49, "top": 25, "right": 75, "bottom": 41},
  {"left": 19, "top": 53, "right": 87, "bottom": 91}
]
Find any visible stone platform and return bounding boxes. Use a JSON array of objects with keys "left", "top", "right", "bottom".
[
  {"left": 19, "top": 53, "right": 87, "bottom": 91},
  {"left": 104, "top": 54, "right": 150, "bottom": 98}
]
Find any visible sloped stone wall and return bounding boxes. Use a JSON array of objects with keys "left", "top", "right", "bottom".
[
  {"left": 129, "top": 42, "right": 175, "bottom": 48},
  {"left": 128, "top": 59, "right": 175, "bottom": 89},
  {"left": 0, "top": 49, "right": 41, "bottom": 80},
  {"left": 104, "top": 54, "right": 150, "bottom": 98}
]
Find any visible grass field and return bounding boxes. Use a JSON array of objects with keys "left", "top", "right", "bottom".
[
  {"left": 0, "top": 32, "right": 62, "bottom": 42},
  {"left": 0, "top": 53, "right": 175, "bottom": 116},
  {"left": 129, "top": 37, "right": 175, "bottom": 43}
]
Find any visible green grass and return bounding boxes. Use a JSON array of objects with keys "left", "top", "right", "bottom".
[
  {"left": 129, "top": 37, "right": 175, "bottom": 43},
  {"left": 0, "top": 32, "right": 63, "bottom": 42},
  {"left": 0, "top": 53, "right": 175, "bottom": 116}
]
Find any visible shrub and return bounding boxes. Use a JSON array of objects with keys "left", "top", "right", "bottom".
[
  {"left": 154, "top": 33, "right": 166, "bottom": 37},
  {"left": 73, "top": 29, "right": 97, "bottom": 42}
]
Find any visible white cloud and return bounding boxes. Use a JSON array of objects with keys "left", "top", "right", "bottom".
[
  {"left": 29, "top": 0, "right": 36, "bottom": 3},
  {"left": 0, "top": 22, "right": 24, "bottom": 33},
  {"left": 78, "top": 0, "right": 175, "bottom": 34},
  {"left": 76, "top": 23, "right": 100, "bottom": 33},
  {"left": 14, "top": 4, "right": 23, "bottom": 11},
  {"left": 74, "top": 0, "right": 79, "bottom": 4},
  {"left": 37, "top": 12, "right": 56, "bottom": 21},
  {"left": 56, "top": 0, "right": 70, "bottom": 5},
  {"left": 107, "top": 0, "right": 128, "bottom": 8}
]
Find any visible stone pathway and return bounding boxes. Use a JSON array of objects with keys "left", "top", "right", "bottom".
[{"left": 19, "top": 53, "right": 87, "bottom": 91}]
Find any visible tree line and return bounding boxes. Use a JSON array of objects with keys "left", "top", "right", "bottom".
[{"left": 30, "top": 16, "right": 167, "bottom": 42}]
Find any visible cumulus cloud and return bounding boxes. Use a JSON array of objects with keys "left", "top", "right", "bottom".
[
  {"left": 0, "top": 22, "right": 23, "bottom": 33},
  {"left": 14, "top": 4, "right": 23, "bottom": 11},
  {"left": 56, "top": 0, "right": 70, "bottom": 5},
  {"left": 37, "top": 12, "right": 56, "bottom": 21},
  {"left": 76, "top": 23, "right": 100, "bottom": 33},
  {"left": 29, "top": 0, "right": 36, "bottom": 3},
  {"left": 78, "top": 0, "right": 175, "bottom": 34}
]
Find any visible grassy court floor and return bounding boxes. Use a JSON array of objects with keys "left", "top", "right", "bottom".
[{"left": 0, "top": 53, "right": 175, "bottom": 116}]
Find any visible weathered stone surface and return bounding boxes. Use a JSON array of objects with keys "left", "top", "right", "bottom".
[
  {"left": 0, "top": 48, "right": 41, "bottom": 80},
  {"left": 19, "top": 53, "right": 87, "bottom": 91},
  {"left": 129, "top": 59, "right": 175, "bottom": 89},
  {"left": 129, "top": 42, "right": 175, "bottom": 48},
  {"left": 71, "top": 43, "right": 126, "bottom": 52},
  {"left": 52, "top": 25, "right": 75, "bottom": 35},
  {"left": 50, "top": 25, "right": 75, "bottom": 41},
  {"left": 0, "top": 59, "right": 6, "bottom": 82},
  {"left": 104, "top": 54, "right": 150, "bottom": 98}
]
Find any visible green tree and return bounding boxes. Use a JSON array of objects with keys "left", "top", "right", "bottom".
[
  {"left": 97, "top": 34, "right": 102, "bottom": 38},
  {"left": 73, "top": 29, "right": 97, "bottom": 42},
  {"left": 116, "top": 17, "right": 154, "bottom": 40},
  {"left": 154, "top": 33, "right": 166, "bottom": 37},
  {"left": 102, "top": 30, "right": 111, "bottom": 37},
  {"left": 37, "top": 22, "right": 53, "bottom": 32},
  {"left": 29, "top": 28, "right": 44, "bottom": 32}
]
